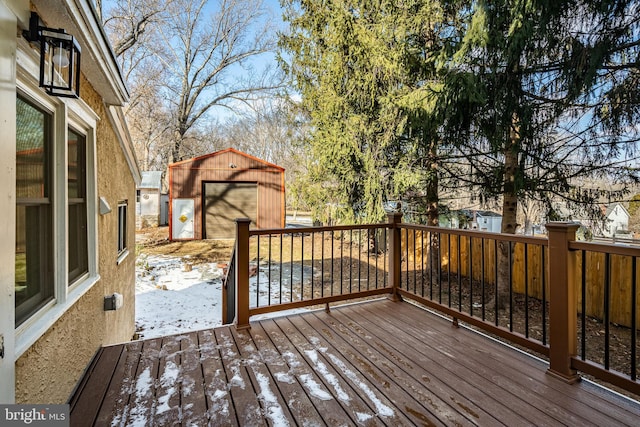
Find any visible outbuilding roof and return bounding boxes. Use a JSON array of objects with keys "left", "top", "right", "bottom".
[
  {"left": 139, "top": 171, "right": 163, "bottom": 189},
  {"left": 169, "top": 147, "right": 285, "bottom": 171}
]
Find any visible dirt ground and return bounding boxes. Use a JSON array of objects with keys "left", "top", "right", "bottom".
[{"left": 136, "top": 226, "right": 234, "bottom": 264}]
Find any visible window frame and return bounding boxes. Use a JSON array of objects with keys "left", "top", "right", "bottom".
[
  {"left": 67, "top": 127, "right": 89, "bottom": 285},
  {"left": 117, "top": 200, "right": 129, "bottom": 264},
  {"left": 15, "top": 60, "right": 100, "bottom": 358},
  {"left": 15, "top": 96, "right": 55, "bottom": 327}
]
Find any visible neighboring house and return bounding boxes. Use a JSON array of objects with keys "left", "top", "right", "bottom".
[
  {"left": 603, "top": 202, "right": 630, "bottom": 238},
  {"left": 0, "top": 0, "right": 140, "bottom": 404},
  {"left": 169, "top": 148, "right": 285, "bottom": 240},
  {"left": 471, "top": 211, "right": 503, "bottom": 232},
  {"left": 136, "top": 171, "right": 163, "bottom": 229}
]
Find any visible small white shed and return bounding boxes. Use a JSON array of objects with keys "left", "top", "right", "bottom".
[
  {"left": 472, "top": 211, "right": 503, "bottom": 233},
  {"left": 137, "top": 171, "right": 163, "bottom": 228}
]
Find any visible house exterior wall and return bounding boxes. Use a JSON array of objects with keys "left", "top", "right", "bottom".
[
  {"left": 14, "top": 77, "right": 137, "bottom": 404},
  {"left": 477, "top": 215, "right": 502, "bottom": 233},
  {"left": 169, "top": 149, "right": 285, "bottom": 240},
  {"left": 604, "top": 204, "right": 629, "bottom": 237}
]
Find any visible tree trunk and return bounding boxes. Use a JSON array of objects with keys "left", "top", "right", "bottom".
[
  {"left": 171, "top": 129, "right": 183, "bottom": 163},
  {"left": 497, "top": 116, "right": 519, "bottom": 309},
  {"left": 426, "top": 138, "right": 440, "bottom": 282}
]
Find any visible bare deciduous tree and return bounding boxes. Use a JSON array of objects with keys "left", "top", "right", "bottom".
[
  {"left": 102, "top": 0, "right": 169, "bottom": 57},
  {"left": 101, "top": 0, "right": 284, "bottom": 179},
  {"left": 149, "top": 0, "right": 282, "bottom": 162}
]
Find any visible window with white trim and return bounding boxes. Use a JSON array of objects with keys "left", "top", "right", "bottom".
[
  {"left": 14, "top": 40, "right": 101, "bottom": 356},
  {"left": 14, "top": 88, "right": 98, "bottom": 348}
]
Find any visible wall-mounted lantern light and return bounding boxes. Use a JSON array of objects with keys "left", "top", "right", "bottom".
[{"left": 23, "top": 12, "right": 81, "bottom": 98}]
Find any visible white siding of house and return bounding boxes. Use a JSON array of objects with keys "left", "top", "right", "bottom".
[
  {"left": 477, "top": 215, "right": 502, "bottom": 233},
  {"left": 604, "top": 205, "right": 629, "bottom": 237}
]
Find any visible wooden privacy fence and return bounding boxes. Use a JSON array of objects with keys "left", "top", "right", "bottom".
[{"left": 402, "top": 230, "right": 640, "bottom": 329}]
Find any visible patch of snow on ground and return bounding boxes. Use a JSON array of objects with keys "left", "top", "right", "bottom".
[
  {"left": 135, "top": 254, "right": 224, "bottom": 339},
  {"left": 135, "top": 254, "right": 310, "bottom": 339}
]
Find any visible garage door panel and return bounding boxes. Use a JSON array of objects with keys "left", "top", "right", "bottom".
[{"left": 204, "top": 182, "right": 257, "bottom": 239}]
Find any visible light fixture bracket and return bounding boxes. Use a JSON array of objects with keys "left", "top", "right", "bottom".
[{"left": 23, "top": 12, "right": 81, "bottom": 98}]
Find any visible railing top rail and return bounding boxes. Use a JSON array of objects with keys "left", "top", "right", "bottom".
[
  {"left": 569, "top": 240, "right": 640, "bottom": 257},
  {"left": 248, "top": 223, "right": 389, "bottom": 236},
  {"left": 400, "top": 223, "right": 549, "bottom": 246}
]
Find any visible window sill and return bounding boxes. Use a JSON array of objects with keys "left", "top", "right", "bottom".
[
  {"left": 15, "top": 274, "right": 101, "bottom": 359},
  {"left": 117, "top": 249, "right": 130, "bottom": 265}
]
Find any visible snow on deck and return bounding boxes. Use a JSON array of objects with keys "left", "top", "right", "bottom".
[{"left": 70, "top": 299, "right": 640, "bottom": 426}]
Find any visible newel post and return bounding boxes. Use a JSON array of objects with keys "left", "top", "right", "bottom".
[
  {"left": 235, "top": 218, "right": 251, "bottom": 330},
  {"left": 387, "top": 212, "right": 403, "bottom": 302},
  {"left": 546, "top": 222, "right": 580, "bottom": 383}
]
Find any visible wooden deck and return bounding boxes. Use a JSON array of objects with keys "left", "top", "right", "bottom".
[{"left": 69, "top": 299, "right": 640, "bottom": 426}]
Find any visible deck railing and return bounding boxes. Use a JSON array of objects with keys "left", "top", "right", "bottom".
[
  {"left": 396, "top": 224, "right": 550, "bottom": 357},
  {"left": 570, "top": 239, "right": 639, "bottom": 392},
  {"left": 228, "top": 218, "right": 393, "bottom": 326},
  {"left": 227, "top": 214, "right": 640, "bottom": 396}
]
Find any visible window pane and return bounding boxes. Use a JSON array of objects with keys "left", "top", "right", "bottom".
[
  {"left": 16, "top": 96, "right": 53, "bottom": 326},
  {"left": 118, "top": 202, "right": 127, "bottom": 254},
  {"left": 68, "top": 129, "right": 88, "bottom": 283},
  {"left": 68, "top": 129, "right": 86, "bottom": 199},
  {"left": 16, "top": 97, "right": 49, "bottom": 199}
]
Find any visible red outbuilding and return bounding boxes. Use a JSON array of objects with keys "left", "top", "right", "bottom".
[{"left": 168, "top": 148, "right": 285, "bottom": 240}]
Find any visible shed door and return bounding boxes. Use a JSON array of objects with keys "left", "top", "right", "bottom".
[
  {"left": 203, "top": 182, "right": 257, "bottom": 239},
  {"left": 172, "top": 199, "right": 195, "bottom": 239}
]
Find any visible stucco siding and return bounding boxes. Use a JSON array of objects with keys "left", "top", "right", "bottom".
[{"left": 15, "top": 77, "right": 136, "bottom": 404}]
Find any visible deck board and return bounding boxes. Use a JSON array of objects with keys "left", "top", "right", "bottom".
[
  {"left": 94, "top": 340, "right": 142, "bottom": 426},
  {"left": 123, "top": 337, "right": 162, "bottom": 425},
  {"left": 69, "top": 345, "right": 123, "bottom": 425},
  {"left": 271, "top": 316, "right": 394, "bottom": 424},
  {"left": 308, "top": 308, "right": 502, "bottom": 426},
  {"left": 214, "top": 326, "right": 268, "bottom": 426},
  {"left": 289, "top": 312, "right": 454, "bottom": 426},
  {"left": 256, "top": 318, "right": 356, "bottom": 425},
  {"left": 232, "top": 324, "right": 327, "bottom": 425},
  {"left": 69, "top": 299, "right": 640, "bottom": 426},
  {"left": 179, "top": 332, "right": 209, "bottom": 425},
  {"left": 198, "top": 328, "right": 238, "bottom": 425},
  {"left": 363, "top": 301, "right": 638, "bottom": 426},
  {"left": 347, "top": 301, "right": 598, "bottom": 426}
]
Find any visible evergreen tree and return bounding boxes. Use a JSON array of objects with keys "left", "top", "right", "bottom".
[
  {"left": 279, "top": 0, "right": 457, "bottom": 224},
  {"left": 446, "top": 0, "right": 639, "bottom": 306}
]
